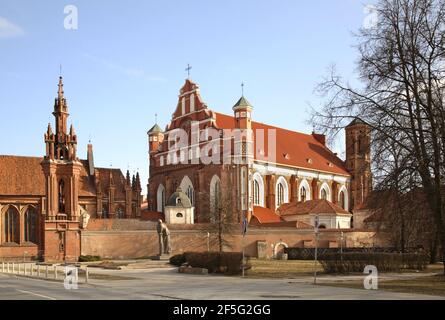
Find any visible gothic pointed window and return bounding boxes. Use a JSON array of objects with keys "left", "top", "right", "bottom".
[
  {"left": 253, "top": 180, "right": 260, "bottom": 206},
  {"left": 277, "top": 183, "right": 284, "bottom": 207},
  {"left": 58, "top": 180, "right": 66, "bottom": 213},
  {"left": 210, "top": 175, "right": 221, "bottom": 223},
  {"left": 321, "top": 188, "right": 328, "bottom": 200},
  {"left": 4, "top": 206, "right": 20, "bottom": 244},
  {"left": 25, "top": 207, "right": 38, "bottom": 244},
  {"left": 275, "top": 177, "right": 289, "bottom": 208},
  {"left": 300, "top": 187, "right": 307, "bottom": 202},
  {"left": 186, "top": 186, "right": 194, "bottom": 205},
  {"left": 339, "top": 190, "right": 346, "bottom": 209}
]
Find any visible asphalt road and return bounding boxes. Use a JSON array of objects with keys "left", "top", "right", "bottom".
[{"left": 0, "top": 268, "right": 443, "bottom": 300}]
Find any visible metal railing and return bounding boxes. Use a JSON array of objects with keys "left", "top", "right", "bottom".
[{"left": 0, "top": 262, "right": 89, "bottom": 283}]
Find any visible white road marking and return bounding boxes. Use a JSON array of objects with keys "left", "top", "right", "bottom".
[{"left": 16, "top": 289, "right": 56, "bottom": 300}]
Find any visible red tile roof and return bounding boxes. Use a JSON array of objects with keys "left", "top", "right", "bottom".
[
  {"left": 0, "top": 155, "right": 127, "bottom": 199},
  {"left": 252, "top": 206, "right": 283, "bottom": 223},
  {"left": 0, "top": 156, "right": 45, "bottom": 196},
  {"left": 214, "top": 112, "right": 350, "bottom": 176},
  {"left": 278, "top": 199, "right": 351, "bottom": 216}
]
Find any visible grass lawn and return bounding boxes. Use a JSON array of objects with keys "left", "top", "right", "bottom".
[
  {"left": 245, "top": 259, "right": 445, "bottom": 297},
  {"left": 320, "top": 263, "right": 445, "bottom": 297},
  {"left": 324, "top": 274, "right": 445, "bottom": 297},
  {"left": 245, "top": 259, "right": 323, "bottom": 278}
]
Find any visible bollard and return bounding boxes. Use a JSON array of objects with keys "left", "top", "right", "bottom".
[
  {"left": 54, "top": 266, "right": 57, "bottom": 280},
  {"left": 18, "top": 263, "right": 21, "bottom": 275},
  {"left": 85, "top": 267, "right": 89, "bottom": 283},
  {"left": 45, "top": 265, "right": 48, "bottom": 278},
  {"left": 12, "top": 263, "right": 15, "bottom": 274},
  {"left": 2, "top": 262, "right": 4, "bottom": 273},
  {"left": 7, "top": 262, "right": 10, "bottom": 273},
  {"left": 38, "top": 265, "right": 41, "bottom": 277}
]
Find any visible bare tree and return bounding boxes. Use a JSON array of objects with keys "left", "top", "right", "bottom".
[
  {"left": 312, "top": 0, "right": 445, "bottom": 272},
  {"left": 199, "top": 167, "right": 239, "bottom": 252}
]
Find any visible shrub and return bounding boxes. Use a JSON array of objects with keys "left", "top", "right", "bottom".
[
  {"left": 183, "top": 252, "right": 247, "bottom": 275},
  {"left": 78, "top": 255, "right": 101, "bottom": 262},
  {"left": 169, "top": 254, "right": 187, "bottom": 267},
  {"left": 319, "top": 252, "right": 429, "bottom": 274}
]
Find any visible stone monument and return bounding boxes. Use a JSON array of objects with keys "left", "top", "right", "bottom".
[
  {"left": 79, "top": 206, "right": 90, "bottom": 229},
  {"left": 155, "top": 219, "right": 171, "bottom": 260}
]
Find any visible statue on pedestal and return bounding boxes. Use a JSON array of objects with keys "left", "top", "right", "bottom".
[
  {"left": 157, "top": 219, "right": 171, "bottom": 255},
  {"left": 79, "top": 206, "right": 90, "bottom": 229}
]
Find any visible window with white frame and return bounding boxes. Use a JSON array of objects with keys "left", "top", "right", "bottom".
[{"left": 275, "top": 176, "right": 289, "bottom": 208}]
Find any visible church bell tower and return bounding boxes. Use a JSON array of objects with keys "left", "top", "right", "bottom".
[
  {"left": 41, "top": 76, "right": 82, "bottom": 262},
  {"left": 345, "top": 118, "right": 372, "bottom": 211},
  {"left": 232, "top": 90, "right": 254, "bottom": 222}
]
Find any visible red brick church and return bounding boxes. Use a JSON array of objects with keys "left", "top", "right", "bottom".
[
  {"left": 0, "top": 77, "right": 142, "bottom": 261},
  {"left": 147, "top": 78, "right": 372, "bottom": 229}
]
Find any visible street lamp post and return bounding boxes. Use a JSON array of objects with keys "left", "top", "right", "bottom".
[
  {"left": 313, "top": 215, "right": 319, "bottom": 285},
  {"left": 340, "top": 231, "right": 344, "bottom": 262}
]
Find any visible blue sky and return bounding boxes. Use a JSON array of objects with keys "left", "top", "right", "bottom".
[{"left": 0, "top": 0, "right": 373, "bottom": 195}]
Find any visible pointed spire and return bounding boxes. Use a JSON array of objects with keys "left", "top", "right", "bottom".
[
  {"left": 132, "top": 174, "right": 136, "bottom": 189},
  {"left": 69, "top": 123, "right": 75, "bottom": 136},
  {"left": 87, "top": 143, "right": 95, "bottom": 176},
  {"left": 58, "top": 76, "right": 64, "bottom": 100},
  {"left": 47, "top": 123, "right": 53, "bottom": 136},
  {"left": 136, "top": 172, "right": 141, "bottom": 190},
  {"left": 126, "top": 170, "right": 131, "bottom": 186}
]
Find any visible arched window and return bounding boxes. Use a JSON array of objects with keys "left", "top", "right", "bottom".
[
  {"left": 300, "top": 187, "right": 307, "bottom": 202},
  {"left": 298, "top": 179, "right": 311, "bottom": 202},
  {"left": 321, "top": 188, "right": 328, "bottom": 200},
  {"left": 319, "top": 183, "right": 331, "bottom": 201},
  {"left": 180, "top": 176, "right": 194, "bottom": 205},
  {"left": 252, "top": 173, "right": 264, "bottom": 207},
  {"left": 210, "top": 175, "right": 221, "bottom": 223},
  {"left": 338, "top": 185, "right": 349, "bottom": 211},
  {"left": 277, "top": 183, "right": 284, "bottom": 206},
  {"left": 157, "top": 184, "right": 166, "bottom": 213},
  {"left": 339, "top": 191, "right": 346, "bottom": 209},
  {"left": 58, "top": 180, "right": 66, "bottom": 213},
  {"left": 176, "top": 212, "right": 183, "bottom": 218},
  {"left": 254, "top": 180, "right": 260, "bottom": 205},
  {"left": 25, "top": 207, "right": 38, "bottom": 244},
  {"left": 4, "top": 206, "right": 19, "bottom": 244},
  {"left": 275, "top": 176, "right": 289, "bottom": 208}
]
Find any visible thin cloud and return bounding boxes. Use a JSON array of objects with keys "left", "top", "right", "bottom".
[
  {"left": 0, "top": 17, "right": 25, "bottom": 38},
  {"left": 83, "top": 53, "right": 167, "bottom": 82}
]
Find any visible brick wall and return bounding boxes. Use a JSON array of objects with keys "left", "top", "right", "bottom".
[
  {"left": 81, "top": 226, "right": 388, "bottom": 260},
  {"left": 0, "top": 245, "right": 39, "bottom": 261}
]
